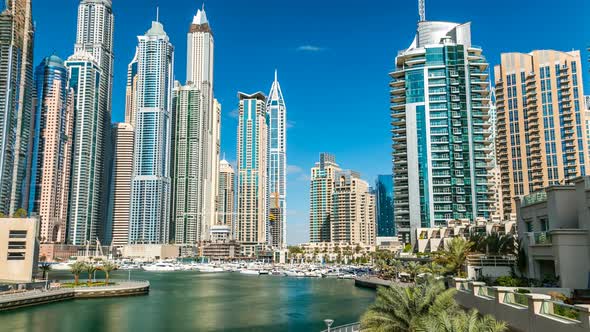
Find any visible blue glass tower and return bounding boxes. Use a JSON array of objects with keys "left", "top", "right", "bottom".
[{"left": 375, "top": 175, "right": 395, "bottom": 237}]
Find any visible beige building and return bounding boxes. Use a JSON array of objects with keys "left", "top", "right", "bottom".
[
  {"left": 121, "top": 244, "right": 179, "bottom": 260},
  {"left": 309, "top": 153, "right": 340, "bottom": 242},
  {"left": 0, "top": 218, "right": 39, "bottom": 282},
  {"left": 495, "top": 50, "right": 589, "bottom": 217},
  {"left": 332, "top": 170, "right": 376, "bottom": 246},
  {"left": 216, "top": 159, "right": 234, "bottom": 229},
  {"left": 110, "top": 122, "right": 134, "bottom": 247}
]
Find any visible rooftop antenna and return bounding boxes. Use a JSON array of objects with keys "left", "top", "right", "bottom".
[
  {"left": 156, "top": 6, "right": 160, "bottom": 22},
  {"left": 419, "top": 0, "right": 426, "bottom": 22},
  {"left": 202, "top": 3, "right": 205, "bottom": 11},
  {"left": 274, "top": 69, "right": 278, "bottom": 82}
]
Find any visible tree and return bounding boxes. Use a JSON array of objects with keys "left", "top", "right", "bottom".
[
  {"left": 13, "top": 208, "right": 27, "bottom": 218},
  {"left": 404, "top": 262, "right": 422, "bottom": 282},
  {"left": 39, "top": 262, "right": 52, "bottom": 280},
  {"left": 435, "top": 237, "right": 472, "bottom": 277},
  {"left": 418, "top": 308, "right": 507, "bottom": 332},
  {"left": 355, "top": 244, "right": 362, "bottom": 255},
  {"left": 360, "top": 278, "right": 457, "bottom": 332},
  {"left": 85, "top": 263, "right": 97, "bottom": 285},
  {"left": 70, "top": 262, "right": 86, "bottom": 286},
  {"left": 99, "top": 261, "right": 117, "bottom": 285},
  {"left": 420, "top": 262, "right": 444, "bottom": 277}
]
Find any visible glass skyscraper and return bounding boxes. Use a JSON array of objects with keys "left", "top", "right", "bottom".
[
  {"left": 266, "top": 71, "right": 287, "bottom": 249},
  {"left": 129, "top": 21, "right": 174, "bottom": 244},
  {"left": 391, "top": 21, "right": 492, "bottom": 244},
  {"left": 375, "top": 175, "right": 395, "bottom": 238}
]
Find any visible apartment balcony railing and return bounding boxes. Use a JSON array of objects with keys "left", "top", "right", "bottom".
[{"left": 529, "top": 232, "right": 552, "bottom": 245}]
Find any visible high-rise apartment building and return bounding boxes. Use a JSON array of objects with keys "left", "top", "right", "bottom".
[
  {"left": 391, "top": 21, "right": 493, "bottom": 244},
  {"left": 70, "top": 0, "right": 114, "bottom": 243},
  {"left": 125, "top": 48, "right": 139, "bottom": 126},
  {"left": 29, "top": 56, "right": 74, "bottom": 243},
  {"left": 0, "top": 0, "right": 34, "bottom": 215},
  {"left": 266, "top": 70, "right": 287, "bottom": 249},
  {"left": 65, "top": 51, "right": 102, "bottom": 245},
  {"left": 216, "top": 159, "right": 234, "bottom": 229},
  {"left": 375, "top": 175, "right": 395, "bottom": 238},
  {"left": 129, "top": 21, "right": 174, "bottom": 244},
  {"left": 332, "top": 170, "right": 376, "bottom": 246},
  {"left": 109, "top": 122, "right": 134, "bottom": 247},
  {"left": 495, "top": 50, "right": 589, "bottom": 216},
  {"left": 309, "top": 153, "right": 340, "bottom": 243},
  {"left": 236, "top": 92, "right": 268, "bottom": 256}
]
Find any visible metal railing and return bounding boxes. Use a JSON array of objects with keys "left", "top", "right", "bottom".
[
  {"left": 530, "top": 232, "right": 552, "bottom": 245},
  {"left": 321, "top": 322, "right": 360, "bottom": 332}
]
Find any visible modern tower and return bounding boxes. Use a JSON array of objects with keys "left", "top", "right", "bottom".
[
  {"left": 216, "top": 159, "right": 235, "bottom": 230},
  {"left": 0, "top": 0, "right": 34, "bottom": 215},
  {"left": 65, "top": 51, "right": 102, "bottom": 245},
  {"left": 494, "top": 50, "right": 589, "bottom": 216},
  {"left": 266, "top": 70, "right": 287, "bottom": 249},
  {"left": 236, "top": 92, "right": 268, "bottom": 256},
  {"left": 391, "top": 19, "right": 493, "bottom": 244},
  {"left": 309, "top": 153, "right": 340, "bottom": 243},
  {"left": 73, "top": 0, "right": 114, "bottom": 242},
  {"left": 129, "top": 20, "right": 174, "bottom": 244},
  {"left": 29, "top": 56, "right": 74, "bottom": 243},
  {"left": 331, "top": 170, "right": 376, "bottom": 246},
  {"left": 125, "top": 48, "right": 139, "bottom": 126},
  {"left": 375, "top": 175, "right": 395, "bottom": 239},
  {"left": 109, "top": 122, "right": 134, "bottom": 247}
]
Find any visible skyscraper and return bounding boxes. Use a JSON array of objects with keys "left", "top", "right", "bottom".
[
  {"left": 71, "top": 0, "right": 114, "bottom": 243},
  {"left": 125, "top": 48, "right": 139, "bottom": 126},
  {"left": 184, "top": 6, "right": 218, "bottom": 240},
  {"left": 216, "top": 159, "right": 234, "bottom": 229},
  {"left": 375, "top": 175, "right": 395, "bottom": 239},
  {"left": 29, "top": 56, "right": 74, "bottom": 243},
  {"left": 495, "top": 50, "right": 589, "bottom": 216},
  {"left": 309, "top": 153, "right": 340, "bottom": 243},
  {"left": 65, "top": 51, "right": 102, "bottom": 245},
  {"left": 332, "top": 170, "right": 376, "bottom": 246},
  {"left": 391, "top": 20, "right": 492, "bottom": 244},
  {"left": 236, "top": 92, "right": 268, "bottom": 256},
  {"left": 109, "top": 122, "right": 134, "bottom": 247},
  {"left": 129, "top": 20, "right": 174, "bottom": 244},
  {"left": 0, "top": 0, "right": 34, "bottom": 215},
  {"left": 266, "top": 70, "right": 287, "bottom": 249}
]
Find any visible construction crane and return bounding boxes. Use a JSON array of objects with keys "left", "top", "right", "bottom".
[{"left": 419, "top": 0, "right": 426, "bottom": 22}]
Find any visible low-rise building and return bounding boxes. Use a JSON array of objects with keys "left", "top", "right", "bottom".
[
  {"left": 517, "top": 177, "right": 590, "bottom": 289},
  {"left": 0, "top": 218, "right": 39, "bottom": 282},
  {"left": 39, "top": 244, "right": 114, "bottom": 262},
  {"left": 299, "top": 241, "right": 376, "bottom": 262},
  {"left": 201, "top": 241, "right": 241, "bottom": 260},
  {"left": 121, "top": 244, "right": 180, "bottom": 260}
]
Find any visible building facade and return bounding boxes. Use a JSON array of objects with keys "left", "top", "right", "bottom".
[
  {"left": 0, "top": 0, "right": 34, "bottom": 215},
  {"left": 109, "top": 122, "right": 134, "bottom": 247},
  {"left": 236, "top": 92, "right": 268, "bottom": 256},
  {"left": 216, "top": 159, "right": 234, "bottom": 230},
  {"left": 125, "top": 48, "right": 139, "bottom": 126},
  {"left": 0, "top": 218, "right": 39, "bottom": 282},
  {"left": 29, "top": 56, "right": 74, "bottom": 244},
  {"left": 186, "top": 7, "right": 219, "bottom": 240},
  {"left": 266, "top": 70, "right": 287, "bottom": 249},
  {"left": 495, "top": 50, "right": 589, "bottom": 217},
  {"left": 391, "top": 21, "right": 493, "bottom": 244},
  {"left": 375, "top": 175, "right": 395, "bottom": 239},
  {"left": 309, "top": 153, "right": 340, "bottom": 243},
  {"left": 74, "top": 0, "right": 114, "bottom": 243},
  {"left": 332, "top": 170, "right": 376, "bottom": 246},
  {"left": 129, "top": 21, "right": 174, "bottom": 244},
  {"left": 65, "top": 51, "right": 102, "bottom": 245}
]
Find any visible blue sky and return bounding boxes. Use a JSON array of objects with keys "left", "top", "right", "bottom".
[{"left": 33, "top": 0, "right": 589, "bottom": 244}]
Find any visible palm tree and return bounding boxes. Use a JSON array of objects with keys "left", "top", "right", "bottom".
[
  {"left": 435, "top": 237, "right": 472, "bottom": 277},
  {"left": 99, "top": 261, "right": 117, "bottom": 285},
  {"left": 405, "top": 262, "right": 422, "bottom": 282},
  {"left": 70, "top": 261, "right": 86, "bottom": 286},
  {"left": 85, "top": 263, "right": 97, "bottom": 285},
  {"left": 360, "top": 278, "right": 457, "bottom": 332},
  {"left": 418, "top": 309, "right": 507, "bottom": 332},
  {"left": 39, "top": 262, "right": 52, "bottom": 280},
  {"left": 420, "top": 262, "right": 444, "bottom": 277},
  {"left": 391, "top": 260, "right": 403, "bottom": 280}
]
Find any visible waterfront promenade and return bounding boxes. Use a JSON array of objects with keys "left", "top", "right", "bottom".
[{"left": 0, "top": 280, "right": 149, "bottom": 311}]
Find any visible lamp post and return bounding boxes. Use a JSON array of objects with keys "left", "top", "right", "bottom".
[{"left": 324, "top": 319, "right": 334, "bottom": 332}]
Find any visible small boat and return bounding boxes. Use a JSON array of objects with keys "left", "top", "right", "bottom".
[
  {"left": 240, "top": 269, "right": 260, "bottom": 275},
  {"left": 338, "top": 274, "right": 355, "bottom": 279},
  {"left": 198, "top": 266, "right": 224, "bottom": 273},
  {"left": 258, "top": 270, "right": 270, "bottom": 275},
  {"left": 142, "top": 263, "right": 178, "bottom": 272},
  {"left": 51, "top": 261, "right": 75, "bottom": 271}
]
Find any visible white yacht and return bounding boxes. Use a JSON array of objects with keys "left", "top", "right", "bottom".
[
  {"left": 198, "top": 266, "right": 225, "bottom": 273},
  {"left": 142, "top": 262, "right": 178, "bottom": 272},
  {"left": 239, "top": 269, "right": 260, "bottom": 275}
]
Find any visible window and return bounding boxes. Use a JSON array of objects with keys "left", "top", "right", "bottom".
[
  {"left": 9, "top": 230, "right": 27, "bottom": 239},
  {"left": 8, "top": 241, "right": 26, "bottom": 250},
  {"left": 7, "top": 252, "right": 25, "bottom": 260}
]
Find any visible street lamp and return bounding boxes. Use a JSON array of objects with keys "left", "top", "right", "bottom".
[{"left": 324, "top": 319, "right": 334, "bottom": 332}]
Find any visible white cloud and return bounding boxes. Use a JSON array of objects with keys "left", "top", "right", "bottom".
[
  {"left": 287, "top": 164, "right": 303, "bottom": 175},
  {"left": 296, "top": 45, "right": 325, "bottom": 52},
  {"left": 286, "top": 120, "right": 295, "bottom": 129},
  {"left": 297, "top": 173, "right": 311, "bottom": 182},
  {"left": 228, "top": 108, "right": 239, "bottom": 119}
]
